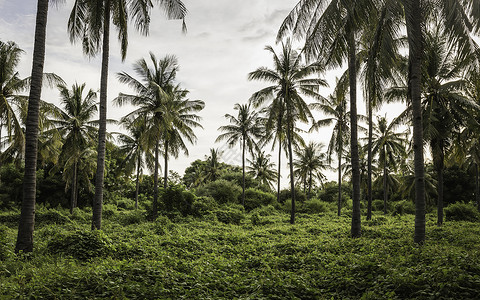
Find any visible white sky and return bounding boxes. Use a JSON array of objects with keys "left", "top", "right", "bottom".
[{"left": 0, "top": 0, "right": 406, "bottom": 186}]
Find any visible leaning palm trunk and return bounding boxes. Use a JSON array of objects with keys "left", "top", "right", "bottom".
[
  {"left": 476, "top": 163, "right": 480, "bottom": 212},
  {"left": 367, "top": 100, "right": 373, "bottom": 220},
  {"left": 308, "top": 170, "right": 312, "bottom": 201},
  {"left": 338, "top": 122, "right": 343, "bottom": 216},
  {"left": 405, "top": 0, "right": 426, "bottom": 244},
  {"left": 277, "top": 138, "right": 282, "bottom": 203},
  {"left": 92, "top": 0, "right": 110, "bottom": 230},
  {"left": 15, "top": 0, "right": 49, "bottom": 253},
  {"left": 383, "top": 150, "right": 388, "bottom": 215},
  {"left": 349, "top": 32, "right": 361, "bottom": 238},
  {"left": 434, "top": 141, "right": 445, "bottom": 226}
]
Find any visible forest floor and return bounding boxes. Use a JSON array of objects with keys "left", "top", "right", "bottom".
[{"left": 1, "top": 206, "right": 480, "bottom": 299}]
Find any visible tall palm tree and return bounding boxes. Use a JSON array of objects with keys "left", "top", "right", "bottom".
[
  {"left": 217, "top": 103, "right": 263, "bottom": 207},
  {"left": 279, "top": 0, "right": 375, "bottom": 236},
  {"left": 68, "top": 0, "right": 187, "bottom": 230},
  {"left": 117, "top": 116, "right": 149, "bottom": 209},
  {"left": 16, "top": 0, "right": 54, "bottom": 253},
  {"left": 310, "top": 79, "right": 349, "bottom": 216},
  {"left": 247, "top": 151, "right": 277, "bottom": 191},
  {"left": 160, "top": 85, "right": 204, "bottom": 189},
  {"left": 293, "top": 142, "right": 328, "bottom": 201},
  {"left": 370, "top": 116, "right": 408, "bottom": 215},
  {"left": 114, "top": 54, "right": 193, "bottom": 219},
  {"left": 203, "top": 148, "right": 223, "bottom": 183},
  {"left": 248, "top": 39, "right": 325, "bottom": 224},
  {"left": 53, "top": 83, "right": 98, "bottom": 214}
]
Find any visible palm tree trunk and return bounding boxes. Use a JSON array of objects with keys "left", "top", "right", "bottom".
[
  {"left": 71, "top": 161, "right": 78, "bottom": 214},
  {"left": 164, "top": 139, "right": 168, "bottom": 189},
  {"left": 92, "top": 0, "right": 110, "bottom": 230},
  {"left": 135, "top": 155, "right": 140, "bottom": 209},
  {"left": 153, "top": 142, "right": 159, "bottom": 218},
  {"left": 435, "top": 141, "right": 444, "bottom": 226},
  {"left": 348, "top": 31, "right": 361, "bottom": 238},
  {"left": 15, "top": 0, "right": 49, "bottom": 253},
  {"left": 476, "top": 163, "right": 480, "bottom": 212},
  {"left": 277, "top": 137, "right": 282, "bottom": 203},
  {"left": 383, "top": 148, "right": 388, "bottom": 215},
  {"left": 367, "top": 99, "right": 373, "bottom": 220},
  {"left": 242, "top": 136, "right": 246, "bottom": 207},
  {"left": 338, "top": 122, "right": 343, "bottom": 217},
  {"left": 287, "top": 121, "right": 296, "bottom": 224},
  {"left": 405, "top": 0, "right": 426, "bottom": 244},
  {"left": 308, "top": 170, "right": 312, "bottom": 201}
]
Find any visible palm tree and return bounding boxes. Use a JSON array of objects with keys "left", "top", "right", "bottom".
[
  {"left": 370, "top": 116, "right": 408, "bottom": 215},
  {"left": 217, "top": 103, "right": 263, "bottom": 207},
  {"left": 117, "top": 116, "right": 149, "bottom": 209},
  {"left": 248, "top": 39, "right": 325, "bottom": 224},
  {"left": 279, "top": 0, "right": 375, "bottom": 236},
  {"left": 115, "top": 54, "right": 194, "bottom": 219},
  {"left": 160, "top": 85, "right": 204, "bottom": 189},
  {"left": 53, "top": 83, "right": 98, "bottom": 214},
  {"left": 293, "top": 142, "right": 328, "bottom": 201},
  {"left": 68, "top": 0, "right": 187, "bottom": 230},
  {"left": 203, "top": 148, "right": 223, "bottom": 183},
  {"left": 310, "top": 79, "right": 349, "bottom": 216},
  {"left": 247, "top": 151, "right": 277, "bottom": 191},
  {"left": 16, "top": 0, "right": 53, "bottom": 253}
]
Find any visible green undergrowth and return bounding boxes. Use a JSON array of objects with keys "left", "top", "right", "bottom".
[{"left": 1, "top": 208, "right": 480, "bottom": 299}]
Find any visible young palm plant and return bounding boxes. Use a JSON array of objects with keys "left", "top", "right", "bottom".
[
  {"left": 293, "top": 142, "right": 328, "bottom": 201},
  {"left": 247, "top": 151, "right": 277, "bottom": 192}
]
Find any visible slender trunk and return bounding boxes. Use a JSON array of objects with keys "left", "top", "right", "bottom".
[
  {"left": 135, "top": 155, "right": 140, "bottom": 209},
  {"left": 277, "top": 137, "right": 282, "bottom": 203},
  {"left": 242, "top": 136, "right": 246, "bottom": 207},
  {"left": 308, "top": 170, "right": 312, "bottom": 201},
  {"left": 153, "top": 142, "right": 159, "bottom": 218},
  {"left": 92, "top": 0, "right": 110, "bottom": 230},
  {"left": 349, "top": 31, "right": 361, "bottom": 238},
  {"left": 367, "top": 99, "right": 373, "bottom": 220},
  {"left": 15, "top": 0, "right": 48, "bottom": 253},
  {"left": 164, "top": 139, "right": 168, "bottom": 189},
  {"left": 435, "top": 141, "right": 444, "bottom": 226},
  {"left": 476, "top": 163, "right": 480, "bottom": 212},
  {"left": 287, "top": 121, "right": 296, "bottom": 224},
  {"left": 406, "top": 0, "right": 426, "bottom": 244},
  {"left": 383, "top": 147, "right": 388, "bottom": 215},
  {"left": 71, "top": 161, "right": 78, "bottom": 214}
]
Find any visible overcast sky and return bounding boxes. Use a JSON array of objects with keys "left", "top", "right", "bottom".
[{"left": 0, "top": 0, "right": 404, "bottom": 186}]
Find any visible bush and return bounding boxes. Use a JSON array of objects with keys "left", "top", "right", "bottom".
[
  {"left": 191, "top": 196, "right": 218, "bottom": 217},
  {"left": 116, "top": 198, "right": 136, "bottom": 210},
  {"left": 117, "top": 210, "right": 146, "bottom": 226},
  {"left": 250, "top": 204, "right": 278, "bottom": 216},
  {"left": 36, "top": 209, "right": 71, "bottom": 226},
  {"left": 47, "top": 230, "right": 113, "bottom": 259},
  {"left": 372, "top": 199, "right": 385, "bottom": 211},
  {"left": 215, "top": 203, "right": 245, "bottom": 225},
  {"left": 160, "top": 185, "right": 195, "bottom": 216},
  {"left": 0, "top": 225, "right": 11, "bottom": 260},
  {"left": 392, "top": 200, "right": 415, "bottom": 216},
  {"left": 244, "top": 188, "right": 276, "bottom": 211},
  {"left": 196, "top": 180, "right": 242, "bottom": 205},
  {"left": 103, "top": 204, "right": 118, "bottom": 219},
  {"left": 445, "top": 202, "right": 479, "bottom": 222},
  {"left": 303, "top": 198, "right": 329, "bottom": 214},
  {"left": 278, "top": 188, "right": 306, "bottom": 204}
]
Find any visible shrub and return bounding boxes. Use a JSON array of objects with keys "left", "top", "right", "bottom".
[
  {"left": 0, "top": 225, "right": 11, "bottom": 260},
  {"left": 116, "top": 198, "right": 136, "bottom": 210},
  {"left": 47, "top": 230, "right": 113, "bottom": 259},
  {"left": 392, "top": 200, "right": 415, "bottom": 216},
  {"left": 244, "top": 188, "right": 276, "bottom": 211},
  {"left": 36, "top": 209, "right": 71, "bottom": 226},
  {"left": 196, "top": 180, "right": 242, "bottom": 205},
  {"left": 278, "top": 188, "right": 306, "bottom": 204},
  {"left": 103, "top": 204, "right": 118, "bottom": 219},
  {"left": 372, "top": 199, "right": 385, "bottom": 211},
  {"left": 215, "top": 203, "right": 245, "bottom": 225},
  {"left": 160, "top": 185, "right": 195, "bottom": 216},
  {"left": 117, "top": 210, "right": 146, "bottom": 226},
  {"left": 191, "top": 196, "right": 218, "bottom": 217},
  {"left": 445, "top": 202, "right": 479, "bottom": 222},
  {"left": 303, "top": 198, "right": 329, "bottom": 214},
  {"left": 250, "top": 204, "right": 278, "bottom": 216}
]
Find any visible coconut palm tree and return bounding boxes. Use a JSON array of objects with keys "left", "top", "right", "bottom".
[
  {"left": 217, "top": 103, "right": 263, "bottom": 207},
  {"left": 247, "top": 151, "right": 277, "bottom": 191},
  {"left": 203, "top": 148, "right": 223, "bottom": 183},
  {"left": 293, "top": 142, "right": 328, "bottom": 201},
  {"left": 68, "top": 0, "right": 187, "bottom": 230},
  {"left": 310, "top": 79, "right": 349, "bottom": 216},
  {"left": 278, "top": 0, "right": 375, "bottom": 236},
  {"left": 52, "top": 83, "right": 98, "bottom": 214},
  {"left": 370, "top": 115, "right": 408, "bottom": 214},
  {"left": 248, "top": 39, "right": 325, "bottom": 224},
  {"left": 117, "top": 116, "right": 150, "bottom": 209}
]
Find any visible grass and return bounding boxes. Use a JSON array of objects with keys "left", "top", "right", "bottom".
[{"left": 1, "top": 206, "right": 480, "bottom": 299}]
